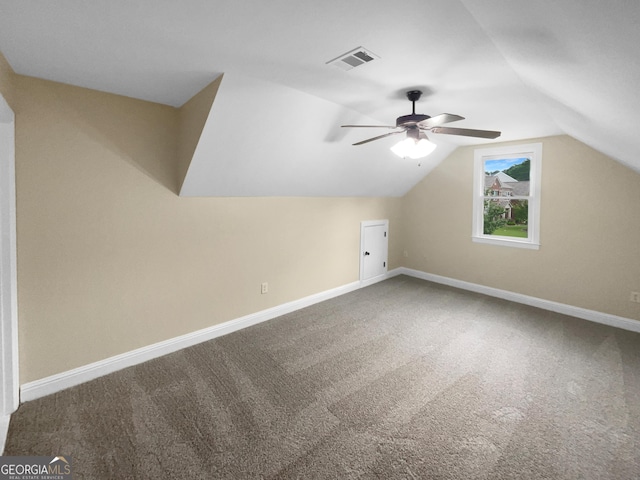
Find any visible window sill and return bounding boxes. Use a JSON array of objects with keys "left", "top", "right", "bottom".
[{"left": 472, "top": 235, "right": 540, "bottom": 250}]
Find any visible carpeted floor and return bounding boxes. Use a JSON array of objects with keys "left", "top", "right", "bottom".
[{"left": 5, "top": 275, "right": 640, "bottom": 479}]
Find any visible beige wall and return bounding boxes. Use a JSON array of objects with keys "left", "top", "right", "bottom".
[
  {"left": 12, "top": 74, "right": 401, "bottom": 383},
  {"left": 400, "top": 135, "right": 640, "bottom": 321}
]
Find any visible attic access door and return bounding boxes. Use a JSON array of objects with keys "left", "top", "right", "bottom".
[{"left": 360, "top": 220, "right": 388, "bottom": 282}]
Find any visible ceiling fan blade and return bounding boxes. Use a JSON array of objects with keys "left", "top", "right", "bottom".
[
  {"left": 417, "top": 113, "right": 465, "bottom": 128},
  {"left": 341, "top": 124, "right": 399, "bottom": 128},
  {"left": 430, "top": 126, "right": 501, "bottom": 139},
  {"left": 353, "top": 130, "right": 405, "bottom": 146}
]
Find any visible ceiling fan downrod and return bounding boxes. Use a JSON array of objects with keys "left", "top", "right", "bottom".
[
  {"left": 406, "top": 90, "right": 422, "bottom": 115},
  {"left": 396, "top": 90, "right": 429, "bottom": 127}
]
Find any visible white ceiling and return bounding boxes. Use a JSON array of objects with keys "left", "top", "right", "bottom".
[{"left": 0, "top": 1, "right": 638, "bottom": 196}]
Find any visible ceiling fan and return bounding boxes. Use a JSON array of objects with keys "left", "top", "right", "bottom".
[{"left": 341, "top": 90, "right": 501, "bottom": 159}]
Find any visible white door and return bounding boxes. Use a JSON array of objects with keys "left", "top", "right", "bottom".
[
  {"left": 360, "top": 220, "right": 388, "bottom": 282},
  {"left": 0, "top": 92, "right": 18, "bottom": 420}
]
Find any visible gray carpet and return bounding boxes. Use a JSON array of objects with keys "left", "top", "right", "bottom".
[{"left": 5, "top": 276, "right": 640, "bottom": 479}]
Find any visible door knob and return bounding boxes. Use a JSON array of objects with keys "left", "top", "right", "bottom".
[{"left": 364, "top": 251, "right": 370, "bottom": 256}]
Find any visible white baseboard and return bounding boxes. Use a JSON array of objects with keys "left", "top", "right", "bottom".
[
  {"left": 20, "top": 268, "right": 639, "bottom": 403},
  {"left": 359, "top": 271, "right": 392, "bottom": 288},
  {"left": 0, "top": 415, "right": 9, "bottom": 455},
  {"left": 21, "top": 274, "right": 394, "bottom": 402},
  {"left": 397, "top": 267, "right": 640, "bottom": 334}
]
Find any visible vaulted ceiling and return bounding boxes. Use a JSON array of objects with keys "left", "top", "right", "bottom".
[{"left": 0, "top": 1, "right": 639, "bottom": 196}]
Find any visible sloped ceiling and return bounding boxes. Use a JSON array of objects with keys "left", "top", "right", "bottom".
[
  {"left": 0, "top": 0, "right": 638, "bottom": 197},
  {"left": 179, "top": 72, "right": 459, "bottom": 197}
]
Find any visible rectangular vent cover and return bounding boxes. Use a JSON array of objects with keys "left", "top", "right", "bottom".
[{"left": 326, "top": 47, "right": 379, "bottom": 71}]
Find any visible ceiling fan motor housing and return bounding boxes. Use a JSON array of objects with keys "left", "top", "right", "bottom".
[
  {"left": 397, "top": 90, "right": 429, "bottom": 127},
  {"left": 396, "top": 113, "right": 430, "bottom": 127}
]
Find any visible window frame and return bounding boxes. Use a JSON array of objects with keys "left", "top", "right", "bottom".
[{"left": 472, "top": 142, "right": 542, "bottom": 250}]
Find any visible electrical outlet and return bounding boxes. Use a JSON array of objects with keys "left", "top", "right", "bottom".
[
  {"left": 631, "top": 291, "right": 640, "bottom": 303},
  {"left": 261, "top": 282, "right": 268, "bottom": 294},
  {"left": 403, "top": 250, "right": 409, "bottom": 258}
]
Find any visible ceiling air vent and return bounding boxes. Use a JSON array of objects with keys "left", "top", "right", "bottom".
[{"left": 326, "top": 47, "right": 379, "bottom": 71}]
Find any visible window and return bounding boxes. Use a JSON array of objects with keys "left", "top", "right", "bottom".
[{"left": 472, "top": 143, "right": 542, "bottom": 249}]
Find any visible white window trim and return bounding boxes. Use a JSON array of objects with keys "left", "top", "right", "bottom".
[{"left": 472, "top": 142, "right": 542, "bottom": 250}]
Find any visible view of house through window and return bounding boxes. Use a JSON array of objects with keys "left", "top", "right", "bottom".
[
  {"left": 473, "top": 143, "right": 541, "bottom": 249},
  {"left": 483, "top": 157, "right": 530, "bottom": 238}
]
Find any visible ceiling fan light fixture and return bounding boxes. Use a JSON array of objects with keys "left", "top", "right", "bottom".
[
  {"left": 411, "top": 137, "right": 437, "bottom": 159},
  {"left": 390, "top": 138, "right": 415, "bottom": 158},
  {"left": 390, "top": 134, "right": 436, "bottom": 159}
]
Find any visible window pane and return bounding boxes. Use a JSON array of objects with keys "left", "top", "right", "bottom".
[
  {"left": 484, "top": 157, "right": 530, "bottom": 197},
  {"left": 483, "top": 199, "right": 529, "bottom": 238},
  {"left": 474, "top": 142, "right": 541, "bottom": 249}
]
